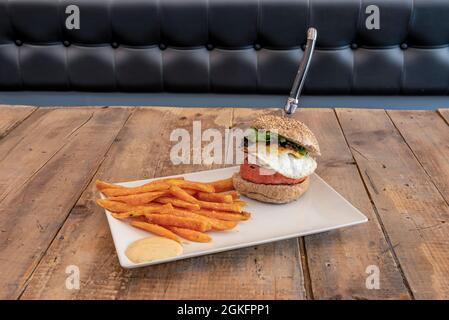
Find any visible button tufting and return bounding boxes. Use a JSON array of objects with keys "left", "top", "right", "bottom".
[
  {"left": 63, "top": 40, "right": 71, "bottom": 47},
  {"left": 254, "top": 43, "right": 261, "bottom": 51},
  {"left": 159, "top": 43, "right": 167, "bottom": 50},
  {"left": 111, "top": 42, "right": 119, "bottom": 49},
  {"left": 400, "top": 43, "right": 408, "bottom": 50},
  {"left": 206, "top": 43, "right": 214, "bottom": 51},
  {"left": 351, "top": 43, "right": 358, "bottom": 50},
  {"left": 15, "top": 39, "right": 22, "bottom": 46}
]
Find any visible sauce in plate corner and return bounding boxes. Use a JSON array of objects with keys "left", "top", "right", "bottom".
[{"left": 125, "top": 237, "right": 183, "bottom": 263}]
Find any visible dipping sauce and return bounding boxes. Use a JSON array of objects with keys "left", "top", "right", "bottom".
[{"left": 125, "top": 237, "right": 183, "bottom": 263}]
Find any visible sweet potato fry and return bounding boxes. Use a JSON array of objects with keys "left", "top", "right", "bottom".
[
  {"left": 198, "top": 200, "right": 241, "bottom": 213},
  {"left": 156, "top": 197, "right": 200, "bottom": 211},
  {"left": 240, "top": 211, "right": 252, "bottom": 220},
  {"left": 96, "top": 199, "right": 133, "bottom": 212},
  {"left": 197, "top": 192, "right": 233, "bottom": 203},
  {"left": 195, "top": 209, "right": 249, "bottom": 221},
  {"left": 169, "top": 185, "right": 199, "bottom": 204},
  {"left": 96, "top": 180, "right": 124, "bottom": 190},
  {"left": 130, "top": 221, "right": 180, "bottom": 243},
  {"left": 108, "top": 190, "right": 169, "bottom": 206},
  {"left": 144, "top": 214, "right": 212, "bottom": 232},
  {"left": 109, "top": 204, "right": 173, "bottom": 219},
  {"left": 167, "top": 180, "right": 215, "bottom": 193},
  {"left": 97, "top": 199, "right": 173, "bottom": 213},
  {"left": 142, "top": 177, "right": 185, "bottom": 186},
  {"left": 183, "top": 188, "right": 197, "bottom": 196},
  {"left": 171, "top": 208, "right": 238, "bottom": 231},
  {"left": 211, "top": 219, "right": 239, "bottom": 230},
  {"left": 233, "top": 200, "right": 247, "bottom": 207},
  {"left": 111, "top": 211, "right": 146, "bottom": 219},
  {"left": 168, "top": 227, "right": 212, "bottom": 243},
  {"left": 209, "top": 178, "right": 234, "bottom": 193},
  {"left": 101, "top": 183, "right": 170, "bottom": 197},
  {"left": 222, "top": 191, "right": 240, "bottom": 200},
  {"left": 133, "top": 204, "right": 174, "bottom": 215}
]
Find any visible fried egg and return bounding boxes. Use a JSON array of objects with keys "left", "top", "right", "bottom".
[{"left": 247, "top": 147, "right": 317, "bottom": 179}]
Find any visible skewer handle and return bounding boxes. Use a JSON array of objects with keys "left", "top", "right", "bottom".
[{"left": 284, "top": 28, "right": 317, "bottom": 115}]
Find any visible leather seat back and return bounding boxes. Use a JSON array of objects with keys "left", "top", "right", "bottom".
[{"left": 1, "top": 0, "right": 448, "bottom": 94}]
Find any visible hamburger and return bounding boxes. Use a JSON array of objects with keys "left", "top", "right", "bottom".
[{"left": 233, "top": 115, "right": 320, "bottom": 204}]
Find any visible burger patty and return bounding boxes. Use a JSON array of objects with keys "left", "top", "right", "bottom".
[{"left": 240, "top": 162, "right": 306, "bottom": 185}]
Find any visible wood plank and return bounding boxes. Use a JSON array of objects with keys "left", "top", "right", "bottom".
[
  {"left": 21, "top": 107, "right": 306, "bottom": 299},
  {"left": 0, "top": 105, "right": 36, "bottom": 139},
  {"left": 294, "top": 109, "right": 410, "bottom": 299},
  {"left": 388, "top": 110, "right": 449, "bottom": 205},
  {"left": 437, "top": 109, "right": 449, "bottom": 125},
  {"left": 0, "top": 108, "right": 105, "bottom": 203},
  {"left": 336, "top": 109, "right": 449, "bottom": 299},
  {"left": 0, "top": 107, "right": 131, "bottom": 299}
]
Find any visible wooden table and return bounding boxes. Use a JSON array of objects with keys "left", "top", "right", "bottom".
[{"left": 1, "top": 105, "right": 449, "bottom": 300}]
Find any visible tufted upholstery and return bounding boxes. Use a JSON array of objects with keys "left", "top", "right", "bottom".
[{"left": 1, "top": 0, "right": 449, "bottom": 94}]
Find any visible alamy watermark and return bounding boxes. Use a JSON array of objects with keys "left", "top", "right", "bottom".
[
  {"left": 365, "top": 5, "right": 380, "bottom": 30},
  {"left": 65, "top": 265, "right": 80, "bottom": 290},
  {"left": 62, "top": 4, "right": 380, "bottom": 32},
  {"left": 169, "top": 121, "right": 279, "bottom": 170},
  {"left": 65, "top": 5, "right": 80, "bottom": 30},
  {"left": 365, "top": 265, "right": 380, "bottom": 289}
]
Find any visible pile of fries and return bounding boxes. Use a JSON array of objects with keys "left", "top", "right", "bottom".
[{"left": 96, "top": 177, "right": 250, "bottom": 243}]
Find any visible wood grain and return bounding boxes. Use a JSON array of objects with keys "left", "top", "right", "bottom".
[
  {"left": 0, "top": 105, "right": 36, "bottom": 139},
  {"left": 0, "top": 108, "right": 103, "bottom": 203},
  {"left": 336, "top": 109, "right": 449, "bottom": 299},
  {"left": 437, "top": 109, "right": 449, "bottom": 125},
  {"left": 21, "top": 108, "right": 305, "bottom": 300},
  {"left": 388, "top": 110, "right": 449, "bottom": 205},
  {"left": 0, "top": 107, "right": 131, "bottom": 299},
  {"left": 294, "top": 109, "right": 410, "bottom": 299}
]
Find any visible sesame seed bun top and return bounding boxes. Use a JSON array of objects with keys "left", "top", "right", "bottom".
[{"left": 251, "top": 115, "right": 321, "bottom": 156}]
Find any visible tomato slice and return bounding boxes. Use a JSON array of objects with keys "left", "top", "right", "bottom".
[{"left": 240, "top": 162, "right": 306, "bottom": 185}]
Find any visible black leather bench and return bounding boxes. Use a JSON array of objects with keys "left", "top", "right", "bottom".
[{"left": 1, "top": 0, "right": 448, "bottom": 108}]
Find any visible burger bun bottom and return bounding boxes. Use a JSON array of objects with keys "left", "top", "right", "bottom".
[{"left": 232, "top": 173, "right": 310, "bottom": 204}]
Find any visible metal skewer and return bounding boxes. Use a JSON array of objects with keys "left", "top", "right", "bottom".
[{"left": 284, "top": 27, "right": 317, "bottom": 116}]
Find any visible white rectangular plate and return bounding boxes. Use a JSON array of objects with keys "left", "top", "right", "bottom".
[{"left": 103, "top": 166, "right": 367, "bottom": 268}]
